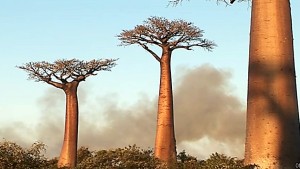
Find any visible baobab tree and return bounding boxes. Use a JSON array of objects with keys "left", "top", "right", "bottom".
[
  {"left": 244, "top": 0, "right": 300, "bottom": 168},
  {"left": 18, "top": 58, "right": 117, "bottom": 168},
  {"left": 117, "top": 16, "right": 215, "bottom": 163},
  {"left": 171, "top": 0, "right": 300, "bottom": 168}
]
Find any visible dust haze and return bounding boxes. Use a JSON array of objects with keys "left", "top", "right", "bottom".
[{"left": 0, "top": 64, "right": 246, "bottom": 159}]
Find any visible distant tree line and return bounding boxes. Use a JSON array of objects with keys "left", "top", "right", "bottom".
[{"left": 0, "top": 140, "right": 257, "bottom": 169}]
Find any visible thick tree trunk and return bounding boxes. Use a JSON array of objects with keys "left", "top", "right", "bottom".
[
  {"left": 154, "top": 48, "right": 176, "bottom": 163},
  {"left": 57, "top": 82, "right": 79, "bottom": 168},
  {"left": 244, "top": 0, "right": 300, "bottom": 168}
]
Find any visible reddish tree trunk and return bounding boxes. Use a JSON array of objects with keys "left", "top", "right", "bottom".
[
  {"left": 57, "top": 82, "right": 79, "bottom": 168},
  {"left": 244, "top": 0, "right": 300, "bottom": 168},
  {"left": 154, "top": 48, "right": 177, "bottom": 163}
]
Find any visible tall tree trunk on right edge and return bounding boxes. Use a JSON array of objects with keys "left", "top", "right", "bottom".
[
  {"left": 154, "top": 48, "right": 177, "bottom": 164},
  {"left": 244, "top": 0, "right": 300, "bottom": 168},
  {"left": 58, "top": 82, "right": 79, "bottom": 168}
]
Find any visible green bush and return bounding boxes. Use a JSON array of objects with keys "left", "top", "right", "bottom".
[
  {"left": 75, "top": 145, "right": 161, "bottom": 169},
  {"left": 0, "top": 140, "right": 48, "bottom": 169},
  {"left": 176, "top": 150, "right": 202, "bottom": 169},
  {"left": 0, "top": 140, "right": 257, "bottom": 169},
  {"left": 197, "top": 152, "right": 257, "bottom": 169},
  {"left": 175, "top": 151, "right": 257, "bottom": 169}
]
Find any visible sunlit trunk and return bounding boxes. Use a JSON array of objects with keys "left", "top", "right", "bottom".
[
  {"left": 244, "top": 0, "right": 300, "bottom": 168},
  {"left": 154, "top": 48, "right": 177, "bottom": 164},
  {"left": 57, "top": 82, "right": 79, "bottom": 168}
]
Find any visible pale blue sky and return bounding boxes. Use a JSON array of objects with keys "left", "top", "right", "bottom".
[{"left": 0, "top": 0, "right": 299, "bottom": 157}]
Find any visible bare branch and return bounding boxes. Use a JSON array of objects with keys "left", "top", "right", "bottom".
[
  {"left": 138, "top": 42, "right": 161, "bottom": 62},
  {"left": 168, "top": 0, "right": 233, "bottom": 6},
  {"left": 18, "top": 58, "right": 118, "bottom": 86},
  {"left": 171, "top": 38, "right": 216, "bottom": 51}
]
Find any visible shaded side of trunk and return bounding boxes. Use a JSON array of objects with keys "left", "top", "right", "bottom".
[
  {"left": 154, "top": 48, "right": 176, "bottom": 163},
  {"left": 57, "top": 82, "right": 79, "bottom": 168},
  {"left": 245, "top": 0, "right": 300, "bottom": 168}
]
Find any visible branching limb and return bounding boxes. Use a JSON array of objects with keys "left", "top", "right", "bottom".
[
  {"left": 138, "top": 42, "right": 161, "bottom": 62},
  {"left": 46, "top": 80, "right": 64, "bottom": 89},
  {"left": 171, "top": 39, "right": 216, "bottom": 51}
]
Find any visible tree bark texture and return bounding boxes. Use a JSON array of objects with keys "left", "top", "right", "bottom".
[
  {"left": 244, "top": 0, "right": 300, "bottom": 168},
  {"left": 57, "top": 82, "right": 79, "bottom": 168},
  {"left": 154, "top": 48, "right": 177, "bottom": 163}
]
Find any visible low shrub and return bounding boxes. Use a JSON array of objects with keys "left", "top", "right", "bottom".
[{"left": 0, "top": 140, "right": 257, "bottom": 169}]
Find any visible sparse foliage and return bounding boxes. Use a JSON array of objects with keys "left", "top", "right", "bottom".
[
  {"left": 18, "top": 58, "right": 117, "bottom": 87},
  {"left": 118, "top": 16, "right": 215, "bottom": 62}
]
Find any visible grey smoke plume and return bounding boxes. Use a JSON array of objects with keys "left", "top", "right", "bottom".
[
  {"left": 174, "top": 65, "right": 246, "bottom": 142},
  {"left": 1, "top": 64, "right": 246, "bottom": 159},
  {"left": 78, "top": 93, "right": 157, "bottom": 150},
  {"left": 173, "top": 65, "right": 246, "bottom": 158}
]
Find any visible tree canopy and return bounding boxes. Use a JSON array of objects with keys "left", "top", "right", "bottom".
[
  {"left": 18, "top": 58, "right": 117, "bottom": 88},
  {"left": 117, "top": 16, "right": 215, "bottom": 62}
]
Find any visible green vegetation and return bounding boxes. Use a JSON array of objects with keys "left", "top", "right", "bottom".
[
  {"left": 0, "top": 141, "right": 49, "bottom": 169},
  {"left": 0, "top": 140, "right": 257, "bottom": 169}
]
